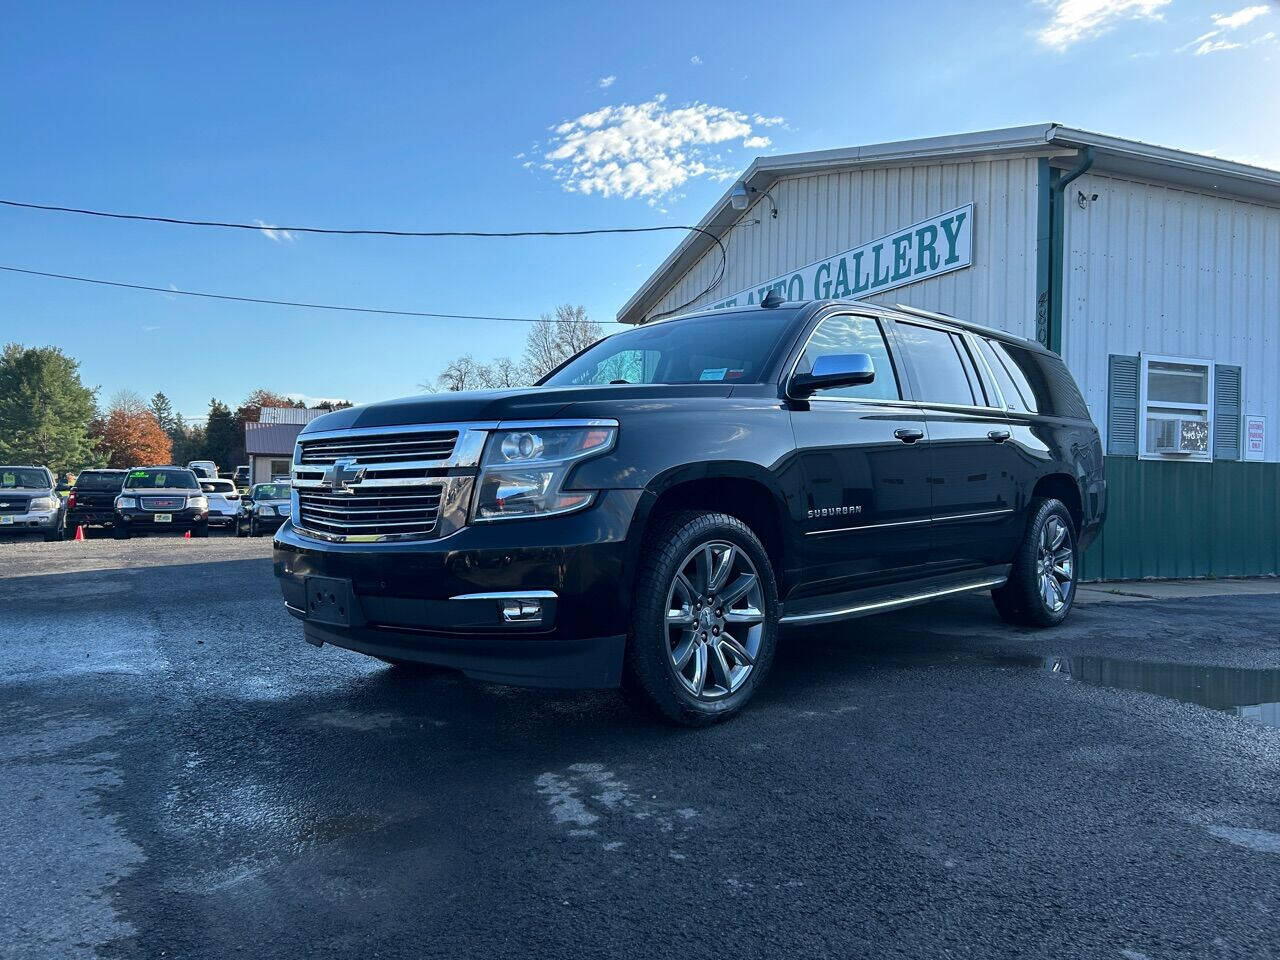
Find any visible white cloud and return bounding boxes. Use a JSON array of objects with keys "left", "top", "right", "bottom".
[
  {"left": 1193, "top": 36, "right": 1245, "bottom": 54},
  {"left": 689, "top": 55, "right": 702, "bottom": 65},
  {"left": 598, "top": 75, "right": 616, "bottom": 88},
  {"left": 1176, "top": 4, "right": 1273, "bottom": 54},
  {"left": 254, "top": 219, "right": 294, "bottom": 244},
  {"left": 1212, "top": 5, "right": 1270, "bottom": 30},
  {"left": 1036, "top": 0, "right": 1171, "bottom": 50},
  {"left": 539, "top": 95, "right": 784, "bottom": 202}
]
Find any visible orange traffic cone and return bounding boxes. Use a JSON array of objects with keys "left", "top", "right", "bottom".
[
  {"left": 73, "top": 525, "right": 85, "bottom": 541},
  {"left": 183, "top": 529, "right": 192, "bottom": 539}
]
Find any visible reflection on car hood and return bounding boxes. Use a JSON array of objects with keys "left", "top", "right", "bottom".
[{"left": 299, "top": 383, "right": 739, "bottom": 432}]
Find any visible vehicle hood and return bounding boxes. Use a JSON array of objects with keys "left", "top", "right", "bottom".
[
  {"left": 125, "top": 488, "right": 200, "bottom": 497},
  {"left": 301, "top": 384, "right": 740, "bottom": 432}
]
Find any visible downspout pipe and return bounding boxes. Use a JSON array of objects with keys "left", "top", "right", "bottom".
[{"left": 1047, "top": 147, "right": 1094, "bottom": 354}]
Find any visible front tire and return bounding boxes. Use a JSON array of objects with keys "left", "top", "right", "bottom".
[
  {"left": 624, "top": 511, "right": 779, "bottom": 726},
  {"left": 992, "top": 497, "right": 1078, "bottom": 627}
]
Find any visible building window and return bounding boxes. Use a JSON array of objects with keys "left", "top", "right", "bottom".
[
  {"left": 269, "top": 459, "right": 291, "bottom": 478},
  {"left": 1138, "top": 354, "right": 1212, "bottom": 461}
]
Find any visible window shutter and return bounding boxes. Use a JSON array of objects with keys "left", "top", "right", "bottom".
[
  {"left": 1213, "top": 364, "right": 1242, "bottom": 461},
  {"left": 1107, "top": 354, "right": 1139, "bottom": 456}
]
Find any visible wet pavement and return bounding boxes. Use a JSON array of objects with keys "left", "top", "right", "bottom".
[{"left": 2, "top": 539, "right": 1279, "bottom": 959}]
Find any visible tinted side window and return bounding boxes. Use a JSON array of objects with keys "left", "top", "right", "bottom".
[
  {"left": 897, "top": 322, "right": 984, "bottom": 406},
  {"left": 794, "top": 314, "right": 900, "bottom": 401},
  {"left": 976, "top": 337, "right": 1034, "bottom": 413},
  {"left": 988, "top": 340, "right": 1090, "bottom": 419}
]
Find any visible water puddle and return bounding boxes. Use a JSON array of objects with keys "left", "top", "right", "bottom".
[{"left": 1042, "top": 655, "right": 1280, "bottom": 731}]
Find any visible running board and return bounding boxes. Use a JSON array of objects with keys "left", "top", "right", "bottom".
[{"left": 779, "top": 575, "right": 1008, "bottom": 626}]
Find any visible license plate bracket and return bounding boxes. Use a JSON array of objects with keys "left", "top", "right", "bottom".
[{"left": 305, "top": 576, "right": 362, "bottom": 627}]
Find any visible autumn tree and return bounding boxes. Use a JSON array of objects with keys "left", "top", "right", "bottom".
[{"left": 90, "top": 406, "right": 172, "bottom": 468}]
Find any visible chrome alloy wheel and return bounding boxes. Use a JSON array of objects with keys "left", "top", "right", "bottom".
[
  {"left": 664, "top": 540, "right": 765, "bottom": 699},
  {"left": 1038, "top": 516, "right": 1074, "bottom": 613}
]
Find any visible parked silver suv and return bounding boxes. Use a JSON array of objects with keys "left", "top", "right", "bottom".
[{"left": 0, "top": 465, "right": 66, "bottom": 541}]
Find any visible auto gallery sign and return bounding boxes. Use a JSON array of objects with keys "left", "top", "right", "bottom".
[{"left": 710, "top": 204, "right": 973, "bottom": 309}]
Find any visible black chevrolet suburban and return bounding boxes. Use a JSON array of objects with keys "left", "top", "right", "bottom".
[{"left": 274, "top": 299, "right": 1105, "bottom": 724}]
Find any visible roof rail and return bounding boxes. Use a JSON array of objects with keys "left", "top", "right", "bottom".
[{"left": 891, "top": 303, "right": 958, "bottom": 322}]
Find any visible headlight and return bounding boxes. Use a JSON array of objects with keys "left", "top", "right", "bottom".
[
  {"left": 188, "top": 496, "right": 208, "bottom": 511},
  {"left": 256, "top": 504, "right": 276, "bottom": 516},
  {"left": 115, "top": 496, "right": 138, "bottom": 510},
  {"left": 28, "top": 497, "right": 56, "bottom": 511},
  {"left": 472, "top": 424, "right": 616, "bottom": 522}
]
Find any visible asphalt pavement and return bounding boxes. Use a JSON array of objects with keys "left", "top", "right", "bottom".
[{"left": 2, "top": 536, "right": 1278, "bottom": 959}]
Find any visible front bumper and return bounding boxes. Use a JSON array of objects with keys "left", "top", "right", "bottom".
[
  {"left": 0, "top": 509, "right": 59, "bottom": 533},
  {"left": 273, "top": 489, "right": 643, "bottom": 688},
  {"left": 116, "top": 506, "right": 208, "bottom": 531}
]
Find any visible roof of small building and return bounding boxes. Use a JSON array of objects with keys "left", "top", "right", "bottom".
[
  {"left": 244, "top": 420, "right": 304, "bottom": 456},
  {"left": 618, "top": 123, "right": 1280, "bottom": 325}
]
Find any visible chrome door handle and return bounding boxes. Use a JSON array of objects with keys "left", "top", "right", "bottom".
[
  {"left": 894, "top": 428, "right": 925, "bottom": 444},
  {"left": 988, "top": 429, "right": 1011, "bottom": 443}
]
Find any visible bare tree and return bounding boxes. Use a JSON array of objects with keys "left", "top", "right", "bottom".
[
  {"left": 433, "top": 354, "right": 486, "bottom": 392},
  {"left": 107, "top": 389, "right": 148, "bottom": 415},
  {"left": 483, "top": 356, "right": 527, "bottom": 389},
  {"left": 523, "top": 304, "right": 603, "bottom": 381}
]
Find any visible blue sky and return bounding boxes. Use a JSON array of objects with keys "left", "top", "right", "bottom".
[{"left": 1, "top": 0, "right": 1277, "bottom": 418}]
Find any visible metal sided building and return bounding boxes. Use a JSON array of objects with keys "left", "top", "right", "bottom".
[{"left": 618, "top": 125, "right": 1280, "bottom": 580}]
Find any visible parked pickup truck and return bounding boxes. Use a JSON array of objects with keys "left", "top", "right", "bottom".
[
  {"left": 274, "top": 298, "right": 1106, "bottom": 724},
  {"left": 0, "top": 465, "right": 66, "bottom": 541},
  {"left": 66, "top": 469, "right": 129, "bottom": 532}
]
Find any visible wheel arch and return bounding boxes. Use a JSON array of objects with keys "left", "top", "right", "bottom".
[{"left": 1031, "top": 472, "right": 1083, "bottom": 533}]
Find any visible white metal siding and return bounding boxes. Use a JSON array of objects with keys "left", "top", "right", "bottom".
[
  {"left": 649, "top": 158, "right": 1042, "bottom": 339},
  {"left": 1062, "top": 172, "right": 1280, "bottom": 460}
]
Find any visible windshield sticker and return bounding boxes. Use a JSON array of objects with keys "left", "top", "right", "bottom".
[
  {"left": 130, "top": 471, "right": 149, "bottom": 478},
  {"left": 699, "top": 367, "right": 728, "bottom": 382}
]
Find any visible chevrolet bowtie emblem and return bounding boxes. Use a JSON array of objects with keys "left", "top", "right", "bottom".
[{"left": 321, "top": 456, "right": 366, "bottom": 494}]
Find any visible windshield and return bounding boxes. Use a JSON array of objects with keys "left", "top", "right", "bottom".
[
  {"left": 0, "top": 468, "right": 49, "bottom": 489},
  {"left": 200, "top": 480, "right": 237, "bottom": 494},
  {"left": 251, "top": 483, "right": 290, "bottom": 501},
  {"left": 75, "top": 472, "right": 127, "bottom": 491},
  {"left": 542, "top": 311, "right": 795, "bottom": 387},
  {"left": 124, "top": 469, "right": 200, "bottom": 490}
]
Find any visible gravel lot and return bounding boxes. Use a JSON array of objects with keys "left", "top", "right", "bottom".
[{"left": 2, "top": 537, "right": 1278, "bottom": 959}]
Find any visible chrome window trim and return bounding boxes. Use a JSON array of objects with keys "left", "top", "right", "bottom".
[
  {"left": 783, "top": 310, "right": 904, "bottom": 404},
  {"left": 963, "top": 330, "right": 1012, "bottom": 412}
]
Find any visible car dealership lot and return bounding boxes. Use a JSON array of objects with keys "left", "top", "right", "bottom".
[{"left": 2, "top": 541, "right": 1278, "bottom": 959}]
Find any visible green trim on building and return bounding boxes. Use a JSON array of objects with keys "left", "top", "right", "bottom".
[
  {"left": 1034, "top": 157, "right": 1052, "bottom": 349},
  {"left": 1045, "top": 148, "right": 1093, "bottom": 355},
  {"left": 1082, "top": 457, "right": 1280, "bottom": 580}
]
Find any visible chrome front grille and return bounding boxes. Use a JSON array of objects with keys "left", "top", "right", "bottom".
[
  {"left": 298, "top": 430, "right": 458, "bottom": 466},
  {"left": 297, "top": 487, "right": 443, "bottom": 538},
  {"left": 141, "top": 496, "right": 185, "bottom": 510}
]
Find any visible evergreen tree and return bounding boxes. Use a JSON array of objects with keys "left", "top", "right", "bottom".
[
  {"left": 150, "top": 392, "right": 176, "bottom": 435},
  {"left": 0, "top": 343, "right": 101, "bottom": 473},
  {"left": 203, "top": 398, "right": 238, "bottom": 471}
]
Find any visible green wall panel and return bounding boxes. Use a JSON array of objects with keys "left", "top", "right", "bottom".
[{"left": 1082, "top": 457, "right": 1280, "bottom": 580}]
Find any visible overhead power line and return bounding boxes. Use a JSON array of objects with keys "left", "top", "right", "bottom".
[
  {"left": 0, "top": 265, "right": 560, "bottom": 323},
  {"left": 0, "top": 197, "right": 729, "bottom": 318}
]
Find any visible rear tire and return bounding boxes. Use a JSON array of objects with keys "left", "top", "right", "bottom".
[
  {"left": 623, "top": 510, "right": 779, "bottom": 726},
  {"left": 992, "top": 497, "right": 1078, "bottom": 627}
]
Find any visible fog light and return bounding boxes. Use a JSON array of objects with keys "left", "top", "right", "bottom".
[{"left": 501, "top": 599, "right": 543, "bottom": 623}]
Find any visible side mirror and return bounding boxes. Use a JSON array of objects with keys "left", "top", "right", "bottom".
[{"left": 789, "top": 353, "right": 875, "bottom": 398}]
